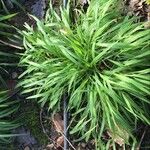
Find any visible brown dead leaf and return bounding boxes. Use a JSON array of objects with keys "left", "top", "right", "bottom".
[
  {"left": 46, "top": 144, "right": 54, "bottom": 149},
  {"left": 107, "top": 126, "right": 129, "bottom": 146},
  {"left": 24, "top": 146, "right": 30, "bottom": 150},
  {"left": 52, "top": 113, "right": 64, "bottom": 148},
  {"left": 127, "top": 0, "right": 149, "bottom": 20},
  {"left": 56, "top": 136, "right": 64, "bottom": 148},
  {"left": 52, "top": 113, "right": 64, "bottom": 133},
  {"left": 129, "top": 0, "right": 141, "bottom": 8}
]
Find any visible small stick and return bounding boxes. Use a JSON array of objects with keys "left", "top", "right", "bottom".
[
  {"left": 59, "top": 130, "right": 76, "bottom": 150},
  {"left": 63, "top": 94, "right": 69, "bottom": 150},
  {"left": 40, "top": 108, "right": 64, "bottom": 149},
  {"left": 0, "top": 39, "right": 24, "bottom": 50},
  {"left": 136, "top": 126, "right": 148, "bottom": 150},
  {"left": 63, "top": 0, "right": 69, "bottom": 149}
]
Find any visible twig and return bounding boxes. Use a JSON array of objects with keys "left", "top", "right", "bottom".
[
  {"left": 40, "top": 108, "right": 64, "bottom": 150},
  {"left": 63, "top": 0, "right": 69, "bottom": 149},
  {"left": 63, "top": 94, "right": 69, "bottom": 150},
  {"left": 136, "top": 126, "right": 148, "bottom": 150},
  {"left": 39, "top": 99, "right": 75, "bottom": 149},
  {"left": 59, "top": 130, "right": 76, "bottom": 150},
  {"left": 0, "top": 39, "right": 24, "bottom": 50}
]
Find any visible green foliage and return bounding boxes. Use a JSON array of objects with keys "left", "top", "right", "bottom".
[
  {"left": 19, "top": 0, "right": 150, "bottom": 148},
  {"left": 0, "top": 11, "right": 20, "bottom": 145},
  {"left": 0, "top": 0, "right": 25, "bottom": 14},
  {"left": 146, "top": 0, "right": 150, "bottom": 5},
  {"left": 0, "top": 13, "right": 16, "bottom": 37},
  {"left": 0, "top": 91, "right": 19, "bottom": 144},
  {"left": 0, "top": 12, "right": 22, "bottom": 65}
]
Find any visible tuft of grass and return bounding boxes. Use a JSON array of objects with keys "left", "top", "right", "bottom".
[
  {"left": 19, "top": 0, "right": 150, "bottom": 148},
  {"left": 0, "top": 10, "right": 20, "bottom": 145},
  {"left": 0, "top": 90, "right": 20, "bottom": 144}
]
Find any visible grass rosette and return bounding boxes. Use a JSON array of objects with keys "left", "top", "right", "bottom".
[{"left": 19, "top": 0, "right": 150, "bottom": 148}]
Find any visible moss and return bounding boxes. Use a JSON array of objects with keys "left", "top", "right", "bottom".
[
  {"left": 0, "top": 143, "right": 16, "bottom": 150},
  {"left": 22, "top": 102, "right": 48, "bottom": 145}
]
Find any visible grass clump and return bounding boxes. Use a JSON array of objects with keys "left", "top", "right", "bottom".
[
  {"left": 19, "top": 0, "right": 150, "bottom": 148},
  {"left": 0, "top": 90, "right": 19, "bottom": 144},
  {"left": 0, "top": 11, "right": 20, "bottom": 146}
]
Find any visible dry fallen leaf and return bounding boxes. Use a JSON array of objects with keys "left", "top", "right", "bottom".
[
  {"left": 56, "top": 136, "right": 64, "bottom": 148},
  {"left": 52, "top": 113, "right": 64, "bottom": 148},
  {"left": 127, "top": 0, "right": 149, "bottom": 19},
  {"left": 24, "top": 146, "right": 30, "bottom": 150},
  {"left": 46, "top": 144, "right": 54, "bottom": 149},
  {"left": 107, "top": 126, "right": 129, "bottom": 146},
  {"left": 52, "top": 113, "right": 64, "bottom": 133}
]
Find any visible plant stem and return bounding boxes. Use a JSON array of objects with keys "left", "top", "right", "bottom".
[
  {"left": 63, "top": 94, "right": 69, "bottom": 150},
  {"left": 62, "top": 0, "right": 69, "bottom": 148}
]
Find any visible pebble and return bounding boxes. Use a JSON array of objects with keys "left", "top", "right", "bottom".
[
  {"left": 24, "top": 146, "right": 30, "bottom": 150},
  {"left": 31, "top": 0, "right": 46, "bottom": 19}
]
